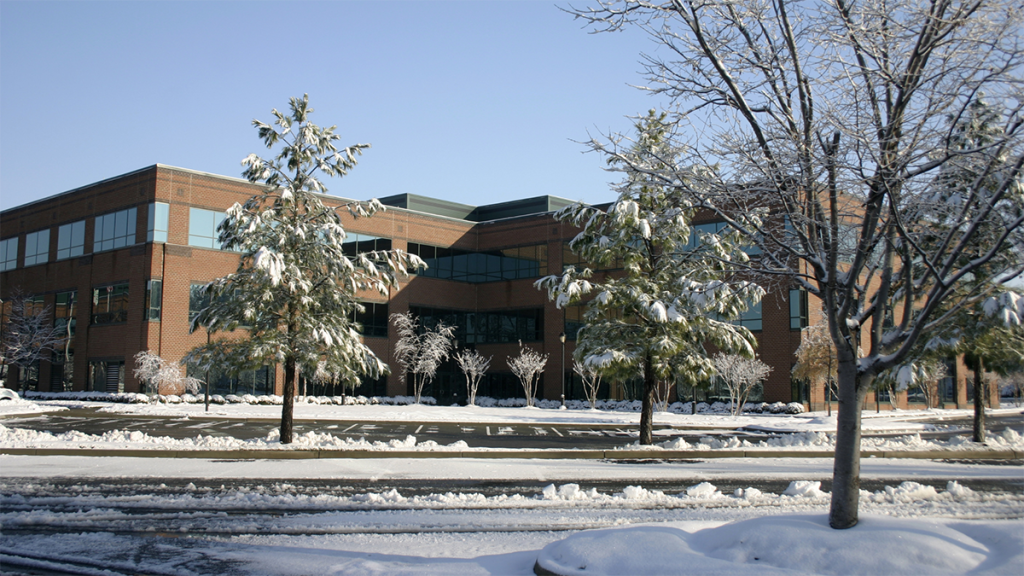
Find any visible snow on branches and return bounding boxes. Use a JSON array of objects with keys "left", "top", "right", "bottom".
[
  {"left": 455, "top": 349, "right": 491, "bottom": 407},
  {"left": 134, "top": 351, "right": 202, "bottom": 396},
  {"left": 535, "top": 110, "right": 764, "bottom": 443},
  {"left": 508, "top": 343, "right": 548, "bottom": 408},
  {"left": 186, "top": 95, "right": 422, "bottom": 444},
  {"left": 391, "top": 312, "right": 457, "bottom": 404},
  {"left": 713, "top": 353, "right": 772, "bottom": 417}
]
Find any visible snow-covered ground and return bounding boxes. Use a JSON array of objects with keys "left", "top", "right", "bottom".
[
  {"left": 2, "top": 395, "right": 1022, "bottom": 453},
  {"left": 1, "top": 396, "right": 1022, "bottom": 575}
]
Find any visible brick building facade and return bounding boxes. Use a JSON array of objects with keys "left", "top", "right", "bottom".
[{"left": 0, "top": 165, "right": 993, "bottom": 409}]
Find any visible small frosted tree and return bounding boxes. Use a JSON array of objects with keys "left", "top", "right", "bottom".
[
  {"left": 713, "top": 353, "right": 772, "bottom": 417},
  {"left": 391, "top": 312, "right": 457, "bottom": 404},
  {"left": 876, "top": 358, "right": 948, "bottom": 411},
  {"left": 187, "top": 95, "right": 422, "bottom": 444},
  {"left": 792, "top": 324, "right": 839, "bottom": 416},
  {"left": 1, "top": 291, "right": 66, "bottom": 392},
  {"left": 133, "top": 351, "right": 202, "bottom": 396},
  {"left": 455, "top": 348, "right": 491, "bottom": 406},
  {"left": 573, "top": 360, "right": 603, "bottom": 409},
  {"left": 508, "top": 343, "right": 548, "bottom": 408}
]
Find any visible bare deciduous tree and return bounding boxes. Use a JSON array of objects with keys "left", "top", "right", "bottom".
[
  {"left": 713, "top": 353, "right": 772, "bottom": 417},
  {"left": 455, "top": 349, "right": 491, "bottom": 406},
  {"left": 573, "top": 360, "right": 603, "bottom": 409},
  {"left": 572, "top": 0, "right": 1024, "bottom": 528},
  {"left": 1, "top": 291, "right": 66, "bottom": 391},
  {"left": 391, "top": 312, "right": 457, "bottom": 404},
  {"left": 508, "top": 343, "right": 548, "bottom": 408},
  {"left": 133, "top": 351, "right": 202, "bottom": 396}
]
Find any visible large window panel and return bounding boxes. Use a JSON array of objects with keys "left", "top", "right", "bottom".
[
  {"left": 57, "top": 221, "right": 86, "bottom": 260},
  {"left": 146, "top": 280, "right": 162, "bottom": 321},
  {"left": 0, "top": 237, "right": 17, "bottom": 271},
  {"left": 188, "top": 208, "right": 226, "bottom": 249},
  {"left": 54, "top": 291, "right": 77, "bottom": 337},
  {"left": 354, "top": 302, "right": 388, "bottom": 337},
  {"left": 91, "top": 283, "right": 129, "bottom": 324},
  {"left": 23, "top": 230, "right": 50, "bottom": 266},
  {"left": 407, "top": 243, "right": 548, "bottom": 283},
  {"left": 148, "top": 202, "right": 169, "bottom": 243},
  {"left": 94, "top": 207, "right": 138, "bottom": 252},
  {"left": 790, "top": 289, "right": 808, "bottom": 330}
]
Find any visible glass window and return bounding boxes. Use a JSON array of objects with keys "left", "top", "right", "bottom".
[
  {"left": 187, "top": 365, "right": 273, "bottom": 396},
  {"left": 57, "top": 220, "right": 86, "bottom": 260},
  {"left": 354, "top": 302, "right": 388, "bottom": 337},
  {"left": 342, "top": 233, "right": 392, "bottom": 256},
  {"left": 407, "top": 243, "right": 547, "bottom": 282},
  {"left": 145, "top": 279, "right": 162, "bottom": 321},
  {"left": 54, "top": 290, "right": 77, "bottom": 338},
  {"left": 91, "top": 283, "right": 129, "bottom": 324},
  {"left": 790, "top": 289, "right": 808, "bottom": 330},
  {"left": 188, "top": 208, "right": 226, "bottom": 249},
  {"left": 148, "top": 202, "right": 169, "bottom": 243},
  {"left": 0, "top": 237, "right": 17, "bottom": 271},
  {"left": 736, "top": 301, "right": 762, "bottom": 331},
  {"left": 189, "top": 282, "right": 209, "bottom": 322},
  {"left": 94, "top": 207, "right": 138, "bottom": 252},
  {"left": 565, "top": 304, "right": 584, "bottom": 340},
  {"left": 23, "top": 230, "right": 50, "bottom": 266}
]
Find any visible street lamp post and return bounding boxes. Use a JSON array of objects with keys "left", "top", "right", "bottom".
[{"left": 559, "top": 332, "right": 566, "bottom": 409}]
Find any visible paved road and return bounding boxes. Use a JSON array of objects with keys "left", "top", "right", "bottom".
[
  {"left": 3, "top": 407, "right": 1021, "bottom": 449},
  {"left": 2, "top": 407, "right": 746, "bottom": 449}
]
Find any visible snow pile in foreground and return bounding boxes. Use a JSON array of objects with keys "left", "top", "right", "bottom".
[
  {"left": 653, "top": 427, "right": 1024, "bottom": 452},
  {"left": 536, "top": 514, "right": 1023, "bottom": 576}
]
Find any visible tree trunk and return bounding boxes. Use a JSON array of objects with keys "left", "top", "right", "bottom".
[
  {"left": 972, "top": 357, "right": 986, "bottom": 443},
  {"left": 829, "top": 356, "right": 865, "bottom": 529},
  {"left": 639, "top": 354, "right": 655, "bottom": 445},
  {"left": 281, "top": 356, "right": 296, "bottom": 444}
]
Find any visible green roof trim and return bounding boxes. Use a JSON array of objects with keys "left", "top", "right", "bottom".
[{"left": 378, "top": 193, "right": 576, "bottom": 222}]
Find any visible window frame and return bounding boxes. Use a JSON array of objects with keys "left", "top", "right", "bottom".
[
  {"left": 91, "top": 283, "right": 130, "bottom": 325},
  {"left": 148, "top": 202, "right": 170, "bottom": 243},
  {"left": 0, "top": 237, "right": 17, "bottom": 271},
  {"left": 57, "top": 220, "right": 86, "bottom": 260},
  {"left": 188, "top": 207, "right": 226, "bottom": 250},
  {"left": 23, "top": 229, "right": 50, "bottom": 266},
  {"left": 93, "top": 207, "right": 138, "bottom": 253}
]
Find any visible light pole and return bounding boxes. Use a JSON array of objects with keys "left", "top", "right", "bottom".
[{"left": 559, "top": 332, "right": 566, "bottom": 409}]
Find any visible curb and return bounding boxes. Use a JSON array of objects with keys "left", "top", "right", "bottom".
[{"left": 1, "top": 448, "right": 1020, "bottom": 460}]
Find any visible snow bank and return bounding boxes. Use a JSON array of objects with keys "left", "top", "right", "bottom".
[
  {"left": 536, "top": 514, "right": 1023, "bottom": 575},
  {"left": 0, "top": 425, "right": 468, "bottom": 452},
  {"left": 648, "top": 427, "right": 1024, "bottom": 452}
]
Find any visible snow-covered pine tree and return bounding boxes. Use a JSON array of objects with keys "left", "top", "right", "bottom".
[
  {"left": 570, "top": 0, "right": 1023, "bottom": 528},
  {"left": 186, "top": 95, "right": 423, "bottom": 444},
  {"left": 536, "top": 110, "right": 764, "bottom": 444}
]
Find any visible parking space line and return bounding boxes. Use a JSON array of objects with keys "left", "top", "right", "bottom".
[{"left": 551, "top": 427, "right": 563, "bottom": 437}]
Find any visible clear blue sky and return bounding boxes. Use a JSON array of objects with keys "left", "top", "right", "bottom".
[{"left": 0, "top": 0, "right": 668, "bottom": 212}]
